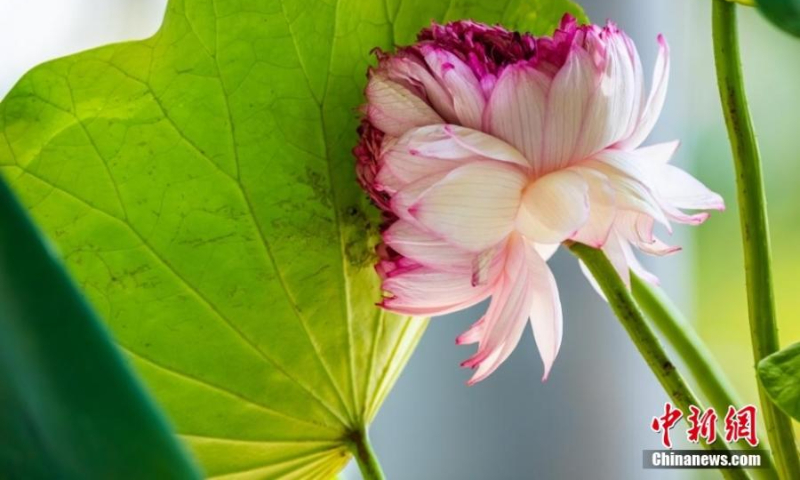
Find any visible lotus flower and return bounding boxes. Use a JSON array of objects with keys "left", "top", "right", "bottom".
[{"left": 354, "top": 15, "right": 724, "bottom": 384}]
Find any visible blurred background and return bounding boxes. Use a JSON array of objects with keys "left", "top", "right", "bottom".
[{"left": 1, "top": 1, "right": 797, "bottom": 479}]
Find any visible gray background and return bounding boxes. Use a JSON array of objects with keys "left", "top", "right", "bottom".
[{"left": 0, "top": 1, "right": 772, "bottom": 479}]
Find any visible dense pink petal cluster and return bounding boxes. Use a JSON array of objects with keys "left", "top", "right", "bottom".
[{"left": 355, "top": 15, "right": 724, "bottom": 384}]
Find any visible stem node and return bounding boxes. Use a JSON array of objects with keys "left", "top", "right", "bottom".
[{"left": 348, "top": 426, "right": 385, "bottom": 480}]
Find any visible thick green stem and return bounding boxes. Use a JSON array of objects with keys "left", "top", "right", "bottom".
[
  {"left": 712, "top": 1, "right": 800, "bottom": 478},
  {"left": 570, "top": 243, "right": 751, "bottom": 480},
  {"left": 632, "top": 275, "right": 741, "bottom": 413},
  {"left": 633, "top": 275, "right": 778, "bottom": 479},
  {"left": 349, "top": 427, "right": 385, "bottom": 480}
]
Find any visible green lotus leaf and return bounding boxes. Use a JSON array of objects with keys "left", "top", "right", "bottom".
[
  {"left": 756, "top": 0, "right": 800, "bottom": 38},
  {"left": 0, "top": 0, "right": 585, "bottom": 477},
  {"left": 758, "top": 342, "right": 800, "bottom": 422}
]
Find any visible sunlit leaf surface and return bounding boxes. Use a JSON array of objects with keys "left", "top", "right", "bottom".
[{"left": 0, "top": 0, "right": 585, "bottom": 477}]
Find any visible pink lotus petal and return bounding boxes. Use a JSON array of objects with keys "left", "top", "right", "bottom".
[
  {"left": 616, "top": 35, "right": 670, "bottom": 149},
  {"left": 602, "top": 231, "right": 631, "bottom": 288},
  {"left": 380, "top": 54, "right": 460, "bottom": 124},
  {"left": 384, "top": 220, "right": 475, "bottom": 272},
  {"left": 463, "top": 235, "right": 535, "bottom": 384},
  {"left": 570, "top": 167, "right": 616, "bottom": 248},
  {"left": 584, "top": 153, "right": 671, "bottom": 229},
  {"left": 380, "top": 133, "right": 465, "bottom": 187},
  {"left": 533, "top": 242, "right": 560, "bottom": 261},
  {"left": 517, "top": 169, "right": 590, "bottom": 244},
  {"left": 389, "top": 171, "right": 449, "bottom": 223},
  {"left": 526, "top": 242, "right": 563, "bottom": 381},
  {"left": 637, "top": 236, "right": 681, "bottom": 257},
  {"left": 614, "top": 211, "right": 655, "bottom": 245},
  {"left": 471, "top": 246, "right": 499, "bottom": 287},
  {"left": 664, "top": 209, "right": 711, "bottom": 226},
  {"left": 620, "top": 240, "right": 660, "bottom": 286},
  {"left": 421, "top": 46, "right": 486, "bottom": 130},
  {"left": 365, "top": 73, "right": 444, "bottom": 136},
  {"left": 542, "top": 47, "right": 598, "bottom": 172},
  {"left": 635, "top": 140, "right": 680, "bottom": 165},
  {"left": 484, "top": 63, "right": 551, "bottom": 173},
  {"left": 646, "top": 163, "right": 726, "bottom": 211},
  {"left": 621, "top": 34, "right": 646, "bottom": 145},
  {"left": 410, "top": 160, "right": 528, "bottom": 252},
  {"left": 578, "top": 259, "right": 606, "bottom": 301},
  {"left": 401, "top": 124, "right": 530, "bottom": 168},
  {"left": 382, "top": 264, "right": 493, "bottom": 317},
  {"left": 572, "top": 31, "right": 638, "bottom": 162},
  {"left": 456, "top": 316, "right": 486, "bottom": 345}
]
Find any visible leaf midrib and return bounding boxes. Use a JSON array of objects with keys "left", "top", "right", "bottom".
[{"left": 205, "top": 0, "right": 360, "bottom": 427}]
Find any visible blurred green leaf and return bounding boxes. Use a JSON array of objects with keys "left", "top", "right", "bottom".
[
  {"left": 0, "top": 0, "right": 584, "bottom": 477},
  {"left": 0, "top": 177, "right": 201, "bottom": 479},
  {"left": 757, "top": 0, "right": 800, "bottom": 37},
  {"left": 758, "top": 342, "right": 800, "bottom": 421},
  {"left": 519, "top": 0, "right": 587, "bottom": 31}
]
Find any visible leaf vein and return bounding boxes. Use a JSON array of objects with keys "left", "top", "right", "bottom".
[
  {"left": 121, "top": 346, "right": 341, "bottom": 433},
  {"left": 179, "top": 434, "right": 342, "bottom": 445},
  {"left": 213, "top": 0, "right": 353, "bottom": 425},
  {"left": 17, "top": 168, "right": 350, "bottom": 427},
  {"left": 102, "top": 44, "right": 356, "bottom": 424},
  {"left": 318, "top": 0, "right": 361, "bottom": 420},
  {"left": 205, "top": 448, "right": 345, "bottom": 480}
]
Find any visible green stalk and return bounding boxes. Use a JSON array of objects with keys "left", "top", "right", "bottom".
[
  {"left": 349, "top": 427, "right": 385, "bottom": 480},
  {"left": 569, "top": 243, "right": 751, "bottom": 480},
  {"left": 633, "top": 275, "right": 778, "bottom": 479},
  {"left": 711, "top": 1, "right": 800, "bottom": 478},
  {"left": 632, "top": 275, "right": 742, "bottom": 414}
]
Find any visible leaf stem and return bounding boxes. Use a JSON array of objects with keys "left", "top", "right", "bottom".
[
  {"left": 632, "top": 275, "right": 741, "bottom": 412},
  {"left": 711, "top": 1, "right": 800, "bottom": 478},
  {"left": 569, "top": 243, "right": 751, "bottom": 480},
  {"left": 349, "top": 427, "right": 385, "bottom": 480},
  {"left": 632, "top": 275, "right": 778, "bottom": 479}
]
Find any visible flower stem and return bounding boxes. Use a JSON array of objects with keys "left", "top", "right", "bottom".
[
  {"left": 569, "top": 243, "right": 751, "bottom": 480},
  {"left": 632, "top": 275, "right": 778, "bottom": 479},
  {"left": 349, "top": 427, "right": 385, "bottom": 480},
  {"left": 632, "top": 275, "right": 741, "bottom": 412},
  {"left": 711, "top": 1, "right": 800, "bottom": 478}
]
